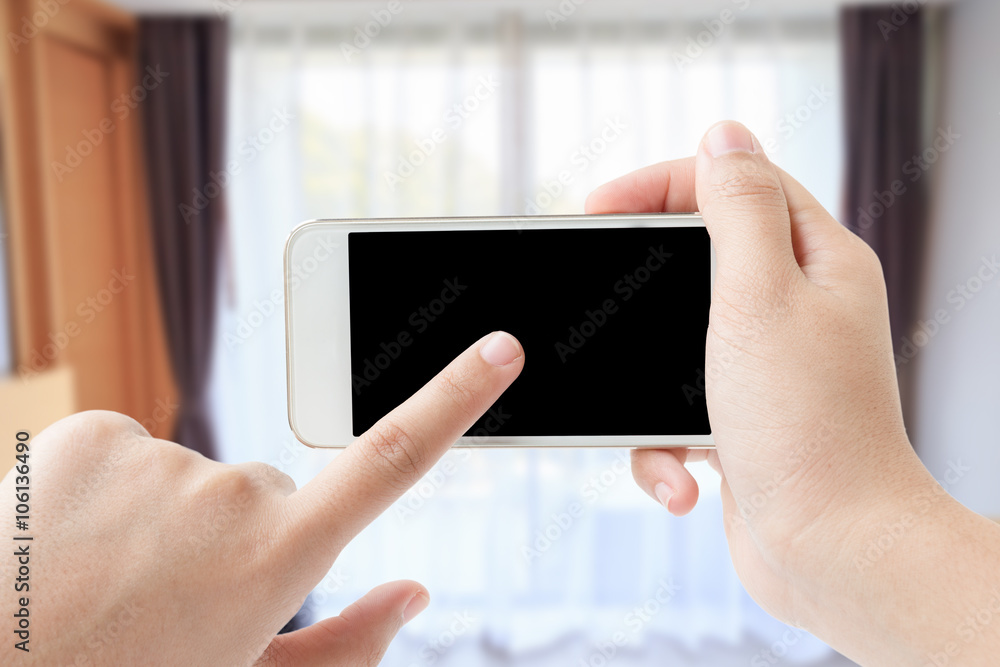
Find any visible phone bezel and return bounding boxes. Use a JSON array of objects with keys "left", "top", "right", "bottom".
[{"left": 285, "top": 213, "right": 715, "bottom": 448}]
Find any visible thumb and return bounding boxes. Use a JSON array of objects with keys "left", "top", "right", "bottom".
[
  {"left": 695, "top": 121, "right": 799, "bottom": 293},
  {"left": 257, "top": 581, "right": 429, "bottom": 667}
]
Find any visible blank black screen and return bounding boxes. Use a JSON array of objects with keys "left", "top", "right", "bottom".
[{"left": 348, "top": 227, "right": 710, "bottom": 437}]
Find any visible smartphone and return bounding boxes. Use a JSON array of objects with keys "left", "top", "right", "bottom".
[{"left": 284, "top": 214, "right": 714, "bottom": 448}]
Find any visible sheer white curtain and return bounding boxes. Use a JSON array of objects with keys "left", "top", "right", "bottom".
[{"left": 210, "top": 3, "right": 846, "bottom": 665}]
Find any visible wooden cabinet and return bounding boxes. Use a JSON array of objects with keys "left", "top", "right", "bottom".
[{"left": 0, "top": 0, "right": 176, "bottom": 458}]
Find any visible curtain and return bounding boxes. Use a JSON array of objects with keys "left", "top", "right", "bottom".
[
  {"left": 840, "top": 7, "right": 927, "bottom": 364},
  {"left": 139, "top": 19, "right": 228, "bottom": 459},
  {"left": 211, "top": 4, "right": 847, "bottom": 665}
]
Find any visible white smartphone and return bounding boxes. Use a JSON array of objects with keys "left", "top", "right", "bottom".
[{"left": 284, "top": 214, "right": 714, "bottom": 448}]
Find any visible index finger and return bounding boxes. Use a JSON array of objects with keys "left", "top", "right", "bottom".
[
  {"left": 290, "top": 331, "right": 524, "bottom": 550},
  {"left": 585, "top": 156, "right": 698, "bottom": 214},
  {"left": 585, "top": 155, "right": 845, "bottom": 238}
]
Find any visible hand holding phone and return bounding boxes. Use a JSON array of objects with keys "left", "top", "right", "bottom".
[{"left": 594, "top": 122, "right": 966, "bottom": 667}]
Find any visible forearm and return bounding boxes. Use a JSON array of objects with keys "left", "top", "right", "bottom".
[{"left": 810, "top": 479, "right": 1000, "bottom": 665}]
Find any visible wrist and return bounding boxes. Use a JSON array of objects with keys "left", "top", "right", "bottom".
[{"left": 798, "top": 457, "right": 996, "bottom": 665}]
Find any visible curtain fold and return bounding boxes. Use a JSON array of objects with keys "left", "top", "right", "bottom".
[
  {"left": 138, "top": 19, "right": 229, "bottom": 459},
  {"left": 840, "top": 7, "right": 927, "bottom": 362}
]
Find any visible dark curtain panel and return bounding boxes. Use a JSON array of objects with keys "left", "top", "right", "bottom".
[
  {"left": 840, "top": 7, "right": 927, "bottom": 361},
  {"left": 138, "top": 19, "right": 228, "bottom": 459}
]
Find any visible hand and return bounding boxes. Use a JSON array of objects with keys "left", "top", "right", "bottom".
[
  {"left": 588, "top": 121, "right": 1000, "bottom": 665},
  {"left": 5, "top": 332, "right": 523, "bottom": 666}
]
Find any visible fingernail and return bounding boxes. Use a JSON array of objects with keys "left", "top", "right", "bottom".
[
  {"left": 654, "top": 482, "right": 676, "bottom": 513},
  {"left": 703, "top": 121, "right": 756, "bottom": 157},
  {"left": 402, "top": 591, "right": 429, "bottom": 623},
  {"left": 480, "top": 332, "right": 522, "bottom": 367}
]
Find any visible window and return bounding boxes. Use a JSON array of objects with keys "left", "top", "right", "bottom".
[{"left": 211, "top": 3, "right": 845, "bottom": 664}]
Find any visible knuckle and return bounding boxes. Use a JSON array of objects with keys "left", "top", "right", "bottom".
[
  {"left": 710, "top": 169, "right": 786, "bottom": 207},
  {"left": 181, "top": 466, "right": 274, "bottom": 557},
  {"left": 241, "top": 462, "right": 297, "bottom": 493},
  {"left": 214, "top": 467, "right": 257, "bottom": 496},
  {"left": 56, "top": 410, "right": 150, "bottom": 445},
  {"left": 34, "top": 411, "right": 150, "bottom": 467},
  {"left": 359, "top": 420, "right": 424, "bottom": 487},
  {"left": 192, "top": 466, "right": 259, "bottom": 507}
]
